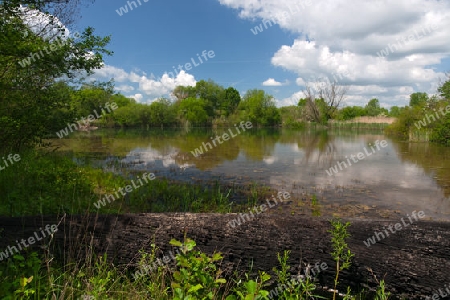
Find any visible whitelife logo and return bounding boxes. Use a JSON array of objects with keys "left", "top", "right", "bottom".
[
  {"left": 376, "top": 23, "right": 439, "bottom": 58},
  {"left": 326, "top": 140, "right": 388, "bottom": 176},
  {"left": 414, "top": 104, "right": 450, "bottom": 130},
  {"left": 93, "top": 172, "right": 155, "bottom": 209},
  {"left": 18, "top": 31, "right": 82, "bottom": 68},
  {"left": 149, "top": 50, "right": 215, "bottom": 82},
  {"left": 250, "top": 1, "right": 312, "bottom": 35},
  {"left": 116, "top": 0, "right": 149, "bottom": 16},
  {"left": 191, "top": 121, "right": 252, "bottom": 157},
  {"left": 56, "top": 102, "right": 118, "bottom": 138},
  {"left": 363, "top": 210, "right": 425, "bottom": 247},
  {"left": 0, "top": 224, "right": 58, "bottom": 261},
  {"left": 227, "top": 192, "right": 290, "bottom": 228},
  {"left": 0, "top": 153, "right": 21, "bottom": 171}
]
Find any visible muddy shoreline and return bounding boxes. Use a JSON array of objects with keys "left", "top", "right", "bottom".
[{"left": 0, "top": 213, "right": 449, "bottom": 299}]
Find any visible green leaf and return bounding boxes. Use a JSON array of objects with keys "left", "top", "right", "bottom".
[
  {"left": 215, "top": 278, "right": 227, "bottom": 284},
  {"left": 188, "top": 283, "right": 203, "bottom": 293},
  {"left": 260, "top": 290, "right": 269, "bottom": 297},
  {"left": 13, "top": 254, "right": 25, "bottom": 261},
  {"left": 169, "top": 239, "right": 183, "bottom": 247},
  {"left": 261, "top": 271, "right": 271, "bottom": 282},
  {"left": 245, "top": 280, "right": 257, "bottom": 294},
  {"left": 185, "top": 239, "right": 196, "bottom": 251},
  {"left": 212, "top": 252, "right": 223, "bottom": 261}
]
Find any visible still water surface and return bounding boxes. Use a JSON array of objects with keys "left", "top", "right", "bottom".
[{"left": 52, "top": 128, "right": 450, "bottom": 221}]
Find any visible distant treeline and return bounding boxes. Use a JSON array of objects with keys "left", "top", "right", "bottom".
[{"left": 39, "top": 77, "right": 450, "bottom": 147}]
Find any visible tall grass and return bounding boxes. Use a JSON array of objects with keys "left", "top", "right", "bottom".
[
  {"left": 0, "top": 150, "right": 275, "bottom": 216},
  {"left": 328, "top": 122, "right": 390, "bottom": 130}
]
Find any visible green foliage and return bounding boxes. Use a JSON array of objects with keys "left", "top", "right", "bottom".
[
  {"left": 270, "top": 250, "right": 323, "bottom": 299},
  {"left": 314, "top": 98, "right": 332, "bottom": 123},
  {"left": 365, "top": 98, "right": 382, "bottom": 116},
  {"left": 173, "top": 85, "right": 197, "bottom": 100},
  {"left": 149, "top": 98, "right": 177, "bottom": 127},
  {"left": 194, "top": 79, "right": 225, "bottom": 116},
  {"left": 329, "top": 219, "right": 354, "bottom": 300},
  {"left": 430, "top": 111, "right": 450, "bottom": 146},
  {"left": 374, "top": 280, "right": 391, "bottom": 300},
  {"left": 438, "top": 76, "right": 450, "bottom": 100},
  {"left": 0, "top": 148, "right": 274, "bottom": 216},
  {"left": 226, "top": 271, "right": 271, "bottom": 300},
  {"left": 178, "top": 97, "right": 209, "bottom": 126},
  {"left": 0, "top": 150, "right": 96, "bottom": 216},
  {"left": 0, "top": 2, "right": 111, "bottom": 152},
  {"left": 0, "top": 252, "right": 41, "bottom": 299},
  {"left": 384, "top": 106, "right": 423, "bottom": 139},
  {"left": 71, "top": 82, "right": 115, "bottom": 117},
  {"left": 409, "top": 92, "right": 428, "bottom": 107},
  {"left": 0, "top": 234, "right": 397, "bottom": 299},
  {"left": 169, "top": 237, "right": 226, "bottom": 300},
  {"left": 173, "top": 81, "right": 241, "bottom": 120},
  {"left": 279, "top": 106, "right": 305, "bottom": 128},
  {"left": 336, "top": 106, "right": 368, "bottom": 120},
  {"left": 110, "top": 103, "right": 143, "bottom": 127},
  {"left": 388, "top": 106, "right": 401, "bottom": 117},
  {"left": 223, "top": 87, "right": 241, "bottom": 116},
  {"left": 237, "top": 89, "right": 281, "bottom": 126},
  {"left": 86, "top": 255, "right": 114, "bottom": 298},
  {"left": 386, "top": 95, "right": 450, "bottom": 146}
]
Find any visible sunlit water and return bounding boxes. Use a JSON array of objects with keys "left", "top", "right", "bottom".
[{"left": 51, "top": 128, "right": 450, "bottom": 221}]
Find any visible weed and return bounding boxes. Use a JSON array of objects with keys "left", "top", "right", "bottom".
[{"left": 329, "top": 219, "right": 354, "bottom": 300}]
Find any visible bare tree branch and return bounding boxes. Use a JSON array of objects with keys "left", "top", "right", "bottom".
[{"left": 302, "top": 80, "right": 349, "bottom": 124}]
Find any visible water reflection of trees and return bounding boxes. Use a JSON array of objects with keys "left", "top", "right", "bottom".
[
  {"left": 52, "top": 128, "right": 396, "bottom": 174},
  {"left": 391, "top": 140, "right": 450, "bottom": 197},
  {"left": 280, "top": 129, "right": 338, "bottom": 168},
  {"left": 171, "top": 129, "right": 280, "bottom": 170}
]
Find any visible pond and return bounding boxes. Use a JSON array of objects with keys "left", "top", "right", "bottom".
[{"left": 50, "top": 127, "right": 450, "bottom": 221}]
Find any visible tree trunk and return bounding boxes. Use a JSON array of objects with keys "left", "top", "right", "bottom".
[{"left": 0, "top": 213, "right": 448, "bottom": 299}]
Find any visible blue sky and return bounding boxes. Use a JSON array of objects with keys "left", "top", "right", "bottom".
[{"left": 76, "top": 0, "right": 450, "bottom": 108}]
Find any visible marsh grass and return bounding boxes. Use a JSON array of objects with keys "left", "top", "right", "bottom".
[
  {"left": 328, "top": 122, "right": 390, "bottom": 130},
  {"left": 0, "top": 150, "right": 278, "bottom": 217}
]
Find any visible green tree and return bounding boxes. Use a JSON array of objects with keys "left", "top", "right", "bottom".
[
  {"left": 389, "top": 106, "right": 401, "bottom": 117},
  {"left": 222, "top": 87, "right": 241, "bottom": 116},
  {"left": 337, "top": 106, "right": 367, "bottom": 120},
  {"left": 303, "top": 81, "right": 349, "bottom": 124},
  {"left": 172, "top": 85, "right": 196, "bottom": 101},
  {"left": 111, "top": 93, "right": 136, "bottom": 108},
  {"left": 279, "top": 106, "right": 304, "bottom": 128},
  {"left": 178, "top": 97, "right": 209, "bottom": 126},
  {"left": 438, "top": 76, "right": 450, "bottom": 100},
  {"left": 71, "top": 81, "right": 115, "bottom": 117},
  {"left": 409, "top": 92, "right": 428, "bottom": 107},
  {"left": 0, "top": 1, "right": 111, "bottom": 152},
  {"left": 112, "top": 104, "right": 142, "bottom": 127},
  {"left": 237, "top": 89, "right": 281, "bottom": 126},
  {"left": 365, "top": 98, "right": 382, "bottom": 116},
  {"left": 194, "top": 79, "right": 225, "bottom": 117},
  {"left": 149, "top": 98, "right": 176, "bottom": 127}
]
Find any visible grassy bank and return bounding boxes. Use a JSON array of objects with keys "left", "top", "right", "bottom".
[
  {"left": 0, "top": 150, "right": 275, "bottom": 217},
  {"left": 0, "top": 224, "right": 391, "bottom": 299}
]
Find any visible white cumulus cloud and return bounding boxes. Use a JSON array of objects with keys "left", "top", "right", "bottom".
[
  {"left": 90, "top": 65, "right": 197, "bottom": 102},
  {"left": 262, "top": 78, "right": 287, "bottom": 86},
  {"left": 218, "top": 0, "right": 450, "bottom": 106}
]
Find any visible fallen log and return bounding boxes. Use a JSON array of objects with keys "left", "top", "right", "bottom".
[{"left": 0, "top": 213, "right": 449, "bottom": 299}]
